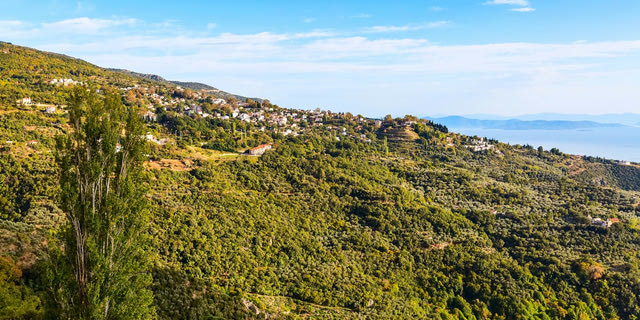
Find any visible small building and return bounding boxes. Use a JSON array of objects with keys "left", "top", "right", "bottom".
[
  {"left": 26, "top": 140, "right": 37, "bottom": 145},
  {"left": 143, "top": 110, "right": 157, "bottom": 122},
  {"left": 588, "top": 215, "right": 620, "bottom": 228},
  {"left": 248, "top": 144, "right": 272, "bottom": 156},
  {"left": 45, "top": 106, "right": 56, "bottom": 114},
  {"left": 50, "top": 78, "right": 81, "bottom": 86},
  {"left": 466, "top": 137, "right": 495, "bottom": 152},
  {"left": 21, "top": 97, "right": 32, "bottom": 105},
  {"left": 238, "top": 113, "right": 251, "bottom": 122}
]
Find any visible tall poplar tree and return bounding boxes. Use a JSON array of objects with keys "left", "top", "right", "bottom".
[{"left": 49, "top": 87, "right": 155, "bottom": 319}]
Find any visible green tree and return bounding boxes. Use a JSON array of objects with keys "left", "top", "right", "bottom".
[
  {"left": 48, "top": 87, "right": 155, "bottom": 319},
  {"left": 0, "top": 256, "right": 42, "bottom": 319}
]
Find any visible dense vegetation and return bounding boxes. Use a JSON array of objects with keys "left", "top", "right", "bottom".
[{"left": 1, "top": 42, "right": 640, "bottom": 319}]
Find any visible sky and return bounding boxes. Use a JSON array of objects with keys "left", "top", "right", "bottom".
[{"left": 2, "top": 0, "right": 640, "bottom": 117}]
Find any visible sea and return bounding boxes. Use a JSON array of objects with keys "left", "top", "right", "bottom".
[{"left": 448, "top": 126, "right": 640, "bottom": 162}]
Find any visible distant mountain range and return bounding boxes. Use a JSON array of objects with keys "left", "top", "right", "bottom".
[
  {"left": 513, "top": 113, "right": 640, "bottom": 126},
  {"left": 425, "top": 113, "right": 640, "bottom": 126},
  {"left": 427, "top": 116, "right": 626, "bottom": 130},
  {"left": 108, "top": 68, "right": 263, "bottom": 103}
]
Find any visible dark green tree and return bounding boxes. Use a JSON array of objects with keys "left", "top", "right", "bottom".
[
  {"left": 0, "top": 256, "right": 42, "bottom": 319},
  {"left": 48, "top": 87, "right": 155, "bottom": 319}
]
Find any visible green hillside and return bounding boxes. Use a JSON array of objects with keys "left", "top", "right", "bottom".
[
  {"left": 106, "top": 68, "right": 262, "bottom": 102},
  {"left": 1, "top": 43, "right": 640, "bottom": 319}
]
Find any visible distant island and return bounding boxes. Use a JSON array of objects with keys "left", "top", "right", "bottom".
[{"left": 427, "top": 115, "right": 625, "bottom": 130}]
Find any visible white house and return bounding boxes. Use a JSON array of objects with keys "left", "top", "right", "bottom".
[
  {"left": 143, "top": 110, "right": 157, "bottom": 122},
  {"left": 238, "top": 113, "right": 251, "bottom": 122},
  {"left": 248, "top": 144, "right": 272, "bottom": 156},
  {"left": 45, "top": 106, "right": 56, "bottom": 114}
]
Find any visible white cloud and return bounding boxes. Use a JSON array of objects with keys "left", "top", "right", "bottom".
[
  {"left": 292, "top": 31, "right": 336, "bottom": 39},
  {"left": 41, "top": 17, "right": 138, "bottom": 34},
  {"left": 351, "top": 13, "right": 372, "bottom": 19},
  {"left": 484, "top": 0, "right": 529, "bottom": 5},
  {"left": 366, "top": 25, "right": 413, "bottom": 33},
  {"left": 32, "top": 28, "right": 640, "bottom": 76},
  {"left": 0, "top": 20, "right": 38, "bottom": 37},
  {"left": 365, "top": 21, "right": 450, "bottom": 33},
  {"left": 427, "top": 21, "right": 450, "bottom": 28},
  {"left": 206, "top": 23, "right": 217, "bottom": 30},
  {"left": 8, "top": 17, "right": 640, "bottom": 116},
  {"left": 485, "top": 1, "right": 535, "bottom": 14},
  {"left": 510, "top": 7, "right": 535, "bottom": 12},
  {"left": 301, "top": 37, "right": 428, "bottom": 59},
  {"left": 0, "top": 20, "right": 23, "bottom": 29}
]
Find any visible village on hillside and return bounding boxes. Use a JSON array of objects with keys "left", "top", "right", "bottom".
[{"left": 13, "top": 79, "right": 461, "bottom": 155}]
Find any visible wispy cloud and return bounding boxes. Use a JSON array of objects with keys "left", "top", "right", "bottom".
[
  {"left": 75, "top": 1, "right": 95, "bottom": 14},
  {"left": 0, "top": 20, "right": 23, "bottom": 29},
  {"left": 430, "top": 6, "right": 445, "bottom": 12},
  {"left": 351, "top": 13, "right": 372, "bottom": 19},
  {"left": 365, "top": 21, "right": 450, "bottom": 33},
  {"left": 301, "top": 37, "right": 428, "bottom": 59},
  {"left": 484, "top": 0, "right": 529, "bottom": 5},
  {"left": 41, "top": 17, "right": 138, "bottom": 34},
  {"left": 6, "top": 16, "right": 640, "bottom": 115},
  {"left": 484, "top": 0, "right": 534, "bottom": 13},
  {"left": 426, "top": 21, "right": 450, "bottom": 28},
  {"left": 292, "top": 31, "right": 336, "bottom": 39},
  {"left": 206, "top": 23, "right": 217, "bottom": 30},
  {"left": 510, "top": 7, "right": 535, "bottom": 12},
  {"left": 0, "top": 20, "right": 28, "bottom": 40},
  {"left": 10, "top": 17, "right": 638, "bottom": 74},
  {"left": 302, "top": 17, "right": 316, "bottom": 23}
]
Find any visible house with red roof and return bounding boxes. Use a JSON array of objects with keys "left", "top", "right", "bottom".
[{"left": 248, "top": 144, "right": 272, "bottom": 156}]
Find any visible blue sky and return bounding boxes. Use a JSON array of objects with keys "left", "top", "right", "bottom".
[{"left": 2, "top": 0, "right": 640, "bottom": 117}]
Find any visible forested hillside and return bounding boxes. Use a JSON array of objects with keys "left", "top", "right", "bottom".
[{"left": 2, "top": 42, "right": 640, "bottom": 319}]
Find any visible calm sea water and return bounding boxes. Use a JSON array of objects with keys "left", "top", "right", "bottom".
[{"left": 449, "top": 126, "right": 640, "bottom": 162}]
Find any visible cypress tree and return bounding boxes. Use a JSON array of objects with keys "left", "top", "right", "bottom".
[{"left": 48, "top": 86, "right": 155, "bottom": 319}]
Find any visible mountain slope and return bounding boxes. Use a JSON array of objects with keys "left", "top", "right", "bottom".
[
  {"left": 107, "top": 68, "right": 168, "bottom": 82},
  {"left": 2, "top": 43, "right": 640, "bottom": 319},
  {"left": 107, "top": 68, "right": 263, "bottom": 102}
]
